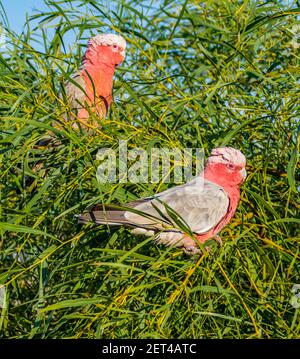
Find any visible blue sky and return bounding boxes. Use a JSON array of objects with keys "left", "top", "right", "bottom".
[
  {"left": 0, "top": 0, "right": 82, "bottom": 51},
  {"left": 0, "top": 0, "right": 123, "bottom": 52},
  {"left": 1, "top": 0, "right": 49, "bottom": 34}
]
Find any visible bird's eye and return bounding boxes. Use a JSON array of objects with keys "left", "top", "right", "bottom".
[
  {"left": 228, "top": 163, "right": 235, "bottom": 170},
  {"left": 112, "top": 44, "right": 118, "bottom": 50}
]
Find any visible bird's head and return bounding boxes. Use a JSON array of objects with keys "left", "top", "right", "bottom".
[
  {"left": 206, "top": 147, "right": 247, "bottom": 186},
  {"left": 86, "top": 33, "right": 126, "bottom": 68}
]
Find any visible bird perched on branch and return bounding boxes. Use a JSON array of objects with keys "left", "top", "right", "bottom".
[
  {"left": 29, "top": 34, "right": 126, "bottom": 184},
  {"left": 36, "top": 33, "right": 126, "bottom": 145},
  {"left": 63, "top": 33, "right": 126, "bottom": 130},
  {"left": 79, "top": 147, "right": 247, "bottom": 255}
]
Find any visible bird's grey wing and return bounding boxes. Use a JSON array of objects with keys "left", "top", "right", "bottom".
[
  {"left": 125, "top": 179, "right": 229, "bottom": 234},
  {"left": 64, "top": 72, "right": 87, "bottom": 112}
]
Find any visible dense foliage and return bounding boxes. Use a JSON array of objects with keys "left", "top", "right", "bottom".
[{"left": 0, "top": 0, "right": 299, "bottom": 338}]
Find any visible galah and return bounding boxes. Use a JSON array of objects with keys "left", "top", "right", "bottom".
[
  {"left": 64, "top": 33, "right": 126, "bottom": 129},
  {"left": 30, "top": 34, "right": 126, "bottom": 184},
  {"left": 36, "top": 33, "right": 126, "bottom": 146},
  {"left": 79, "top": 147, "right": 247, "bottom": 255}
]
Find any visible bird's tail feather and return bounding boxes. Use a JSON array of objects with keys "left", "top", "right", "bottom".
[{"left": 78, "top": 205, "right": 131, "bottom": 226}]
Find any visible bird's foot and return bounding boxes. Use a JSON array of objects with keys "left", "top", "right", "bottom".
[
  {"left": 213, "top": 235, "right": 222, "bottom": 247},
  {"left": 182, "top": 245, "right": 201, "bottom": 256},
  {"left": 182, "top": 235, "right": 222, "bottom": 256}
]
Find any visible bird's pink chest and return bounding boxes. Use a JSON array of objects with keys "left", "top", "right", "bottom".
[
  {"left": 82, "top": 65, "right": 114, "bottom": 115},
  {"left": 214, "top": 189, "right": 240, "bottom": 232}
]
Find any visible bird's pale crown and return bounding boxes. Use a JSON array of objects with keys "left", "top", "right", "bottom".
[
  {"left": 208, "top": 147, "right": 246, "bottom": 167},
  {"left": 90, "top": 33, "right": 126, "bottom": 50}
]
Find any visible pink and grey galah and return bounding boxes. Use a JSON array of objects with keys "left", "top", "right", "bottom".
[
  {"left": 64, "top": 33, "right": 126, "bottom": 129},
  {"left": 79, "top": 147, "right": 247, "bottom": 255}
]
